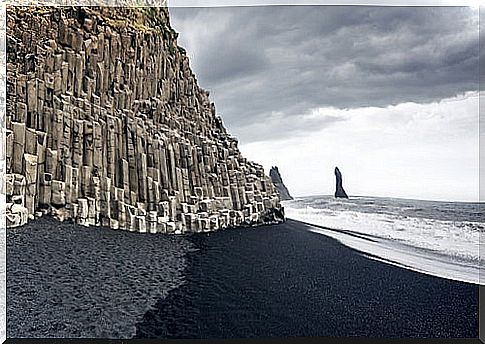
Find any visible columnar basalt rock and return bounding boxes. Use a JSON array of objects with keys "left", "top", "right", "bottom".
[
  {"left": 269, "top": 166, "right": 293, "bottom": 201},
  {"left": 5, "top": 6, "right": 285, "bottom": 232}
]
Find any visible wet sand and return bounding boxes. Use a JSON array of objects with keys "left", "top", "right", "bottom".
[{"left": 135, "top": 219, "right": 478, "bottom": 339}]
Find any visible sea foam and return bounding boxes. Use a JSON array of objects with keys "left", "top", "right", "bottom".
[{"left": 284, "top": 196, "right": 484, "bottom": 284}]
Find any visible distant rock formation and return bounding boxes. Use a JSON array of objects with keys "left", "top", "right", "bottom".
[
  {"left": 334, "top": 167, "right": 349, "bottom": 198},
  {"left": 270, "top": 166, "right": 293, "bottom": 201}
]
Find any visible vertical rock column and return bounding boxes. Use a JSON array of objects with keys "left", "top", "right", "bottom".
[{"left": 5, "top": 6, "right": 284, "bottom": 232}]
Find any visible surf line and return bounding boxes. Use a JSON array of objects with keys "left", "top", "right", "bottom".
[{"left": 287, "top": 218, "right": 482, "bottom": 286}]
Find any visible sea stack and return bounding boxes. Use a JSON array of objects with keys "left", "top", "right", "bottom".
[
  {"left": 5, "top": 6, "right": 284, "bottom": 232},
  {"left": 269, "top": 166, "right": 293, "bottom": 201},
  {"left": 334, "top": 167, "right": 349, "bottom": 198}
]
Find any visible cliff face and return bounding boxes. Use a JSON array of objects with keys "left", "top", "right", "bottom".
[
  {"left": 5, "top": 6, "right": 284, "bottom": 233},
  {"left": 269, "top": 166, "right": 293, "bottom": 201}
]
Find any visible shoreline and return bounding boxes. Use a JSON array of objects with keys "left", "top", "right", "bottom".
[
  {"left": 135, "top": 219, "right": 478, "bottom": 338},
  {"left": 287, "top": 218, "right": 481, "bottom": 286}
]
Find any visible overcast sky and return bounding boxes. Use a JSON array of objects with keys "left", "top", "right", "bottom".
[{"left": 169, "top": 6, "right": 479, "bottom": 202}]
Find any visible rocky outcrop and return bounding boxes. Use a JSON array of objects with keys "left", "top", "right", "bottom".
[
  {"left": 269, "top": 166, "right": 293, "bottom": 201},
  {"left": 5, "top": 6, "right": 284, "bottom": 233},
  {"left": 334, "top": 167, "right": 348, "bottom": 198}
]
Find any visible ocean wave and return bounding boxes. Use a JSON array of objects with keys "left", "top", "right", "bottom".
[{"left": 284, "top": 198, "right": 483, "bottom": 263}]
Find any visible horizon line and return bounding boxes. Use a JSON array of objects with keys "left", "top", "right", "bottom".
[{"left": 285, "top": 193, "right": 484, "bottom": 203}]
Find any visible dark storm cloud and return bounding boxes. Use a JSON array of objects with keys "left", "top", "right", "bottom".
[{"left": 169, "top": 6, "right": 479, "bottom": 143}]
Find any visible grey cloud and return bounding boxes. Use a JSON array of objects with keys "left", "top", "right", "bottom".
[
  {"left": 227, "top": 112, "right": 346, "bottom": 144},
  {"left": 169, "top": 6, "right": 479, "bottom": 143},
  {"left": 196, "top": 35, "right": 270, "bottom": 84}
]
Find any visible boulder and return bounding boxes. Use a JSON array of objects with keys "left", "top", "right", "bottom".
[{"left": 6, "top": 203, "right": 28, "bottom": 228}]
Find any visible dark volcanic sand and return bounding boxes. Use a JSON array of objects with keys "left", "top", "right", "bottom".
[
  {"left": 8, "top": 218, "right": 478, "bottom": 339},
  {"left": 135, "top": 219, "right": 478, "bottom": 339},
  {"left": 7, "top": 217, "right": 193, "bottom": 338}
]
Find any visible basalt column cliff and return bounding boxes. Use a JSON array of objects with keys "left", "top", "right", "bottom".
[{"left": 5, "top": 6, "right": 284, "bottom": 233}]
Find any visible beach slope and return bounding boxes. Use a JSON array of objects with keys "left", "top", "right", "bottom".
[{"left": 135, "top": 219, "right": 478, "bottom": 339}]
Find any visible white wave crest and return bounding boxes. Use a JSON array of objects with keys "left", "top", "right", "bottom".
[{"left": 283, "top": 199, "right": 484, "bottom": 284}]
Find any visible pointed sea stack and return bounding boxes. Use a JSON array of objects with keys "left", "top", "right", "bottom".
[
  {"left": 270, "top": 166, "right": 293, "bottom": 201},
  {"left": 334, "top": 167, "right": 349, "bottom": 198}
]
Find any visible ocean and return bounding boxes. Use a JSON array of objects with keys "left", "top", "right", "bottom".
[{"left": 283, "top": 195, "right": 484, "bottom": 285}]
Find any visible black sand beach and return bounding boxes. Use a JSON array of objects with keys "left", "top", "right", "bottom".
[
  {"left": 135, "top": 219, "right": 478, "bottom": 339},
  {"left": 7, "top": 217, "right": 193, "bottom": 338},
  {"left": 8, "top": 218, "right": 478, "bottom": 339}
]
